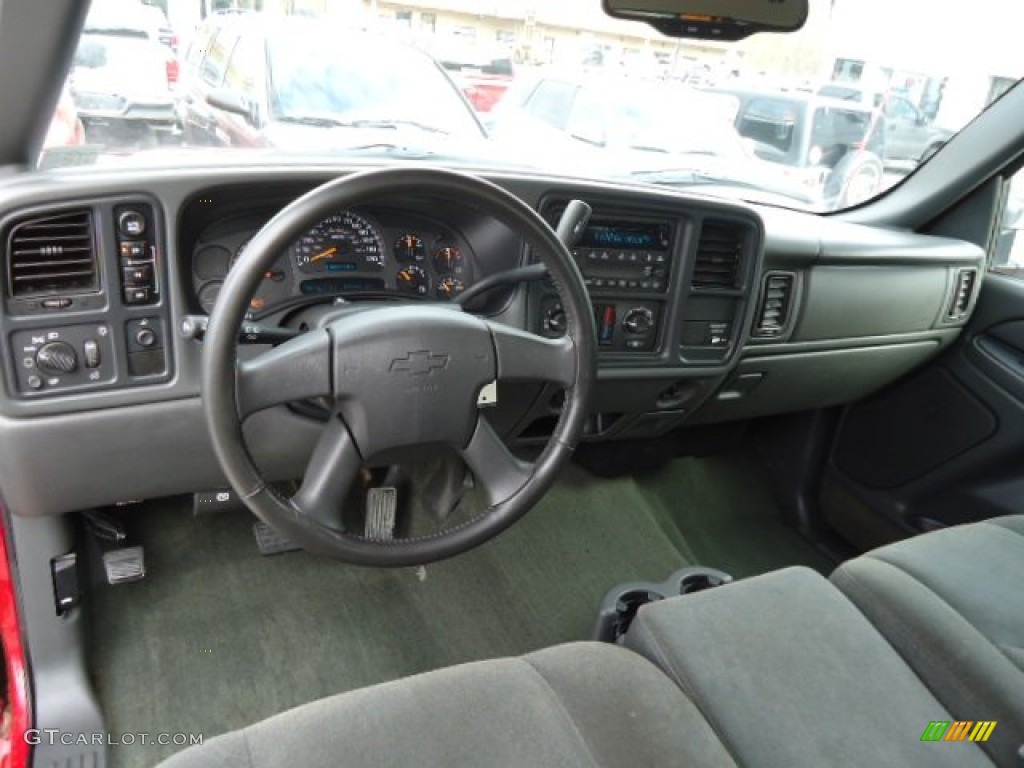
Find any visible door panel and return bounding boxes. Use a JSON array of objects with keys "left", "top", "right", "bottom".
[{"left": 824, "top": 274, "right": 1024, "bottom": 548}]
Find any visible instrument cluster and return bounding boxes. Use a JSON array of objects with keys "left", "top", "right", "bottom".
[{"left": 191, "top": 209, "right": 475, "bottom": 318}]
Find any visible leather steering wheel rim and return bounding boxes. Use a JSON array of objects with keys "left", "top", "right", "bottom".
[{"left": 202, "top": 167, "right": 596, "bottom": 566}]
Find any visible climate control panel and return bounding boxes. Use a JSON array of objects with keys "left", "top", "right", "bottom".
[{"left": 541, "top": 297, "right": 661, "bottom": 353}]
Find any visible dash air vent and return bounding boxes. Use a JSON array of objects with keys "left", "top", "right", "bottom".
[
  {"left": 692, "top": 220, "right": 746, "bottom": 289},
  {"left": 7, "top": 209, "right": 98, "bottom": 298},
  {"left": 753, "top": 272, "right": 795, "bottom": 338},
  {"left": 947, "top": 268, "right": 977, "bottom": 320}
]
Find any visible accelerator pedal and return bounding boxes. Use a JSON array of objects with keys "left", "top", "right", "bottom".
[
  {"left": 364, "top": 487, "right": 397, "bottom": 541},
  {"left": 253, "top": 521, "right": 300, "bottom": 556}
]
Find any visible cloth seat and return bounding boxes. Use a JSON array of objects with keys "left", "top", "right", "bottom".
[
  {"left": 158, "top": 641, "right": 738, "bottom": 768},
  {"left": 624, "top": 566, "right": 994, "bottom": 768},
  {"left": 831, "top": 515, "right": 1024, "bottom": 765}
]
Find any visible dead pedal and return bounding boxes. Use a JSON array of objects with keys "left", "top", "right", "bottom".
[
  {"left": 253, "top": 521, "right": 300, "bottom": 556},
  {"left": 103, "top": 546, "right": 146, "bottom": 585},
  {"left": 365, "top": 487, "right": 397, "bottom": 541}
]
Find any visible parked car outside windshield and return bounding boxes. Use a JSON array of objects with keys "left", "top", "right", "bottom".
[
  {"left": 37, "top": 0, "right": 1024, "bottom": 214},
  {"left": 179, "top": 16, "right": 485, "bottom": 153}
]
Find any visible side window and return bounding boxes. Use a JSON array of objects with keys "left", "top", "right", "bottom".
[
  {"left": 224, "top": 36, "right": 262, "bottom": 99},
  {"left": 994, "top": 172, "right": 1024, "bottom": 276},
  {"left": 525, "top": 80, "right": 576, "bottom": 131},
  {"left": 886, "top": 97, "right": 918, "bottom": 122},
  {"left": 200, "top": 29, "right": 237, "bottom": 87}
]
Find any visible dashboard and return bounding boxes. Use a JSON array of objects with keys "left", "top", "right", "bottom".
[{"left": 0, "top": 166, "right": 987, "bottom": 518}]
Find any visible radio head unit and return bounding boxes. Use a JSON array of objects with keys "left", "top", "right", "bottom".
[{"left": 572, "top": 218, "right": 674, "bottom": 293}]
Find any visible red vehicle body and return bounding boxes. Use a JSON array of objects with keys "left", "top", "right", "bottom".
[{"left": 456, "top": 72, "right": 514, "bottom": 113}]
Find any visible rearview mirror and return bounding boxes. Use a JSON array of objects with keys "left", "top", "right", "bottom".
[{"left": 603, "top": 0, "right": 808, "bottom": 40}]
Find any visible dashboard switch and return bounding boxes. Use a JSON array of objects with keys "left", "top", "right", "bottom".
[
  {"left": 83, "top": 339, "right": 101, "bottom": 368},
  {"left": 120, "top": 241, "right": 148, "bottom": 261},
  {"left": 118, "top": 210, "right": 147, "bottom": 237},
  {"left": 122, "top": 264, "right": 153, "bottom": 286},
  {"left": 135, "top": 329, "right": 157, "bottom": 348},
  {"left": 35, "top": 341, "right": 78, "bottom": 375},
  {"left": 123, "top": 287, "right": 152, "bottom": 305}
]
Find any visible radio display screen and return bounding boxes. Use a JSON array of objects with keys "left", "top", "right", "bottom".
[{"left": 579, "top": 220, "right": 671, "bottom": 251}]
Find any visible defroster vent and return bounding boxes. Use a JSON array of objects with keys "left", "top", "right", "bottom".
[
  {"left": 7, "top": 209, "right": 98, "bottom": 298},
  {"left": 753, "top": 272, "right": 795, "bottom": 338},
  {"left": 692, "top": 219, "right": 746, "bottom": 289}
]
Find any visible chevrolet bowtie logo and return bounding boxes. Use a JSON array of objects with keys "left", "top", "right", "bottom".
[{"left": 389, "top": 350, "right": 449, "bottom": 376}]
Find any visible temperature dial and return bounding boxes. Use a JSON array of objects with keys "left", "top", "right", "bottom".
[
  {"left": 396, "top": 265, "right": 429, "bottom": 296},
  {"left": 436, "top": 277, "right": 465, "bottom": 300},
  {"left": 622, "top": 307, "right": 654, "bottom": 335}
]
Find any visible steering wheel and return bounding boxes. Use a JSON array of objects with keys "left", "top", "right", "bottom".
[{"left": 202, "top": 168, "right": 597, "bottom": 566}]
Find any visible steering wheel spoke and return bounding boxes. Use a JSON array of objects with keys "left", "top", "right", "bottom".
[
  {"left": 488, "top": 321, "right": 577, "bottom": 388},
  {"left": 459, "top": 416, "right": 534, "bottom": 506},
  {"left": 236, "top": 329, "right": 332, "bottom": 418},
  {"left": 290, "top": 415, "right": 362, "bottom": 530}
]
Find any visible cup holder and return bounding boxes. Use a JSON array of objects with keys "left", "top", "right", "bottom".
[{"left": 593, "top": 566, "right": 733, "bottom": 643}]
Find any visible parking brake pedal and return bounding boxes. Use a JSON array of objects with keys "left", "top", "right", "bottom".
[
  {"left": 253, "top": 522, "right": 300, "bottom": 556},
  {"left": 103, "top": 547, "right": 146, "bottom": 585},
  {"left": 365, "top": 487, "right": 397, "bottom": 541}
]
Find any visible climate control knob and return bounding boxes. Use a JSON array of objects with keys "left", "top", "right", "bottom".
[
  {"left": 35, "top": 341, "right": 78, "bottom": 375},
  {"left": 622, "top": 307, "right": 653, "bottom": 335}
]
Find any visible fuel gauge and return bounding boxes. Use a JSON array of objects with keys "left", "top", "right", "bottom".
[
  {"left": 434, "top": 245, "right": 464, "bottom": 275},
  {"left": 396, "top": 265, "right": 429, "bottom": 296}
]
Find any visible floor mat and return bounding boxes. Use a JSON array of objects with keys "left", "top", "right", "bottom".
[{"left": 90, "top": 453, "right": 831, "bottom": 767}]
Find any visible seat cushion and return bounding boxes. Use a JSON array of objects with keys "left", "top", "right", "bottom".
[
  {"left": 831, "top": 515, "right": 1024, "bottom": 766},
  {"left": 625, "top": 566, "right": 994, "bottom": 768},
  {"left": 158, "top": 641, "right": 737, "bottom": 768}
]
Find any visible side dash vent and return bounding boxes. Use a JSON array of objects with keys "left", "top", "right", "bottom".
[
  {"left": 7, "top": 209, "right": 98, "bottom": 298},
  {"left": 753, "top": 272, "right": 795, "bottom": 338},
  {"left": 947, "top": 268, "right": 977, "bottom": 320}
]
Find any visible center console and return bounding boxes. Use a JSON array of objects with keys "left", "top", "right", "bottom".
[{"left": 538, "top": 208, "right": 676, "bottom": 354}]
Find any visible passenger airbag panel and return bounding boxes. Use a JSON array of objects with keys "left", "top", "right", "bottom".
[{"left": 795, "top": 267, "right": 948, "bottom": 341}]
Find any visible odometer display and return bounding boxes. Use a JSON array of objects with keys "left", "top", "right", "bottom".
[{"left": 293, "top": 212, "right": 384, "bottom": 274}]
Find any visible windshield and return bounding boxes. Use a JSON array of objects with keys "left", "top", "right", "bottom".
[{"left": 40, "top": 0, "right": 1023, "bottom": 212}]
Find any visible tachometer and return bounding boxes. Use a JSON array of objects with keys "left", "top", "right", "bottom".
[{"left": 293, "top": 212, "right": 384, "bottom": 274}]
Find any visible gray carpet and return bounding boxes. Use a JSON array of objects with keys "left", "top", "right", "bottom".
[{"left": 89, "top": 452, "right": 832, "bottom": 767}]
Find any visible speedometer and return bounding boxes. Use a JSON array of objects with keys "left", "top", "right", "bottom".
[{"left": 293, "top": 212, "right": 384, "bottom": 274}]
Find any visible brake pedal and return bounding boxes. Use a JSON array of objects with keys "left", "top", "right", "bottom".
[
  {"left": 365, "top": 487, "right": 397, "bottom": 541},
  {"left": 103, "top": 546, "right": 146, "bottom": 585},
  {"left": 253, "top": 521, "right": 300, "bottom": 556}
]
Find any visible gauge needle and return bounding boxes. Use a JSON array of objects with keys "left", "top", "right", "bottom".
[
  {"left": 400, "top": 272, "right": 411, "bottom": 282},
  {"left": 310, "top": 247, "right": 337, "bottom": 263}
]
